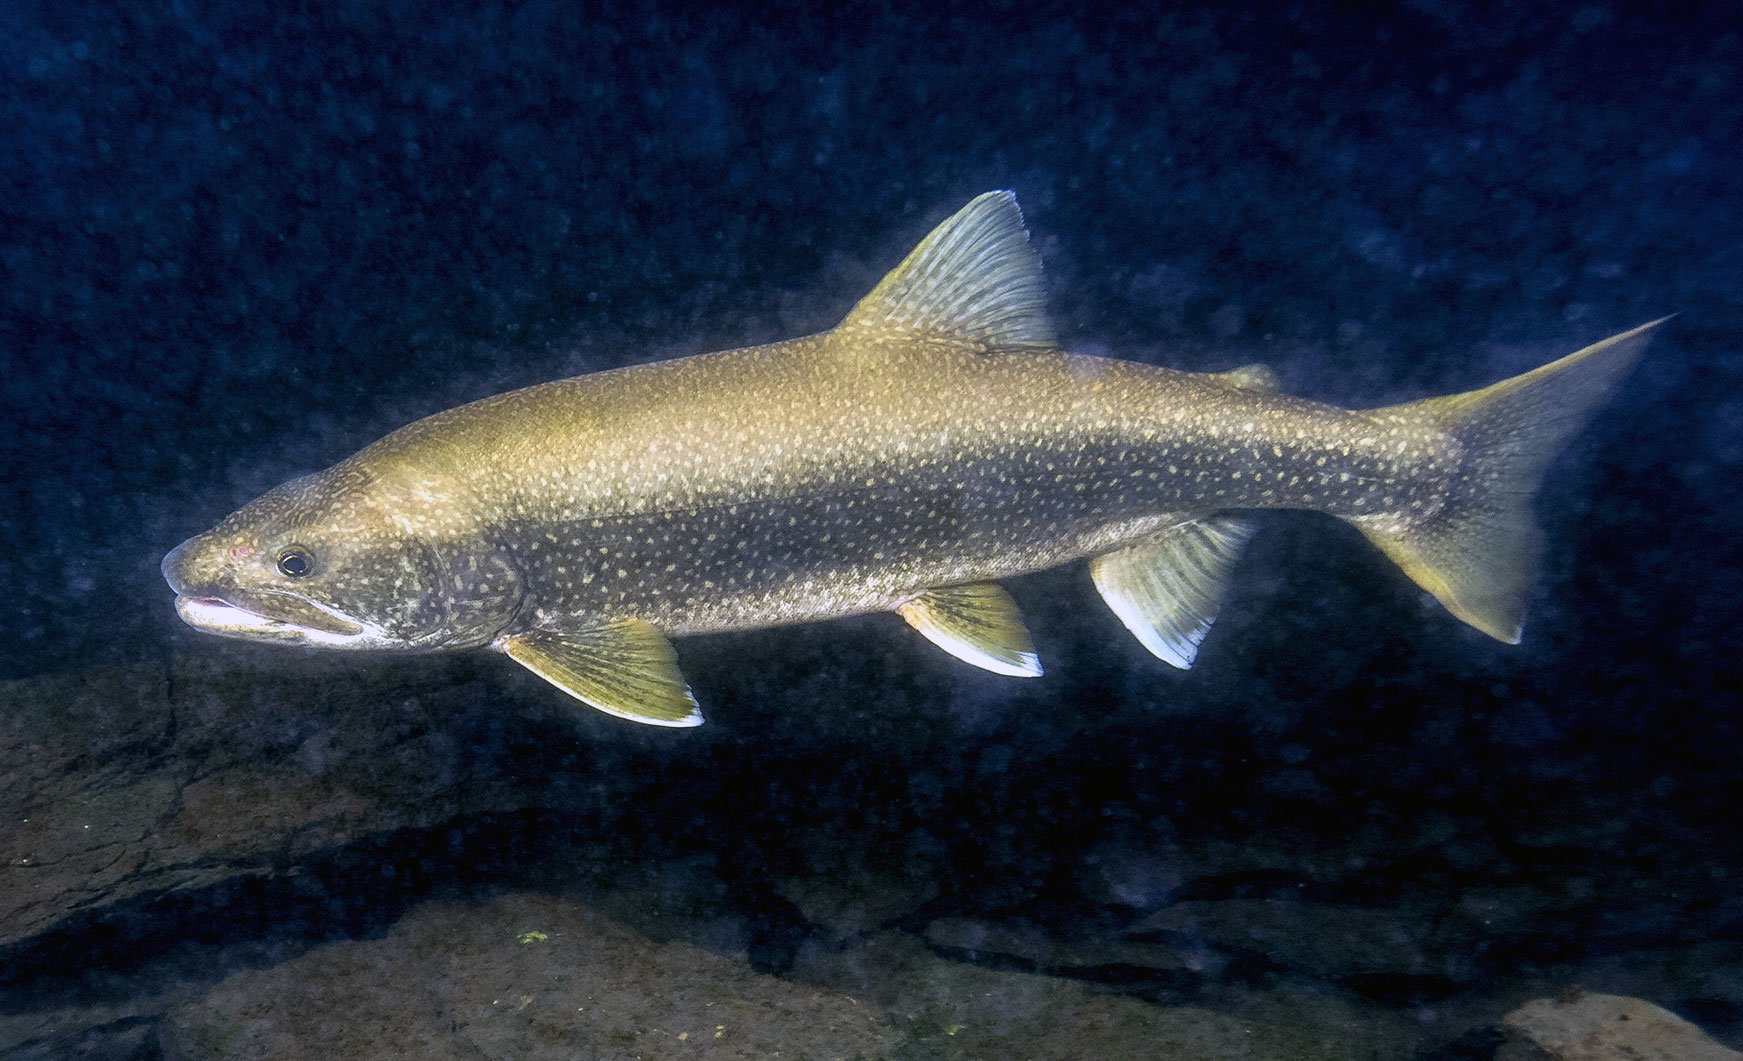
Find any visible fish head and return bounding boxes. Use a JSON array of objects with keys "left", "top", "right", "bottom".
[{"left": 162, "top": 464, "right": 521, "bottom": 651}]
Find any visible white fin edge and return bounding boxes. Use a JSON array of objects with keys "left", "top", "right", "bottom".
[
  {"left": 1091, "top": 516, "right": 1255, "bottom": 669},
  {"left": 898, "top": 582, "right": 1043, "bottom": 677},
  {"left": 500, "top": 621, "right": 703, "bottom": 728}
]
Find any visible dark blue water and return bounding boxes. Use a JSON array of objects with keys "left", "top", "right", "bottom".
[{"left": 3, "top": 2, "right": 1740, "bottom": 1056}]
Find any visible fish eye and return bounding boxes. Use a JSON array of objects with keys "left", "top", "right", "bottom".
[{"left": 276, "top": 545, "right": 314, "bottom": 578}]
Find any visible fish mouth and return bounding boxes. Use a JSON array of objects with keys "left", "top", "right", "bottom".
[
  {"left": 173, "top": 593, "right": 365, "bottom": 642},
  {"left": 164, "top": 535, "right": 367, "bottom": 643}
]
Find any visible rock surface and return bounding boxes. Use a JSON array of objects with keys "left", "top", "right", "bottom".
[
  {"left": 161, "top": 891, "right": 889, "bottom": 1061},
  {"left": 1497, "top": 992, "right": 1743, "bottom": 1061},
  {"left": 157, "top": 889, "right": 1421, "bottom": 1061},
  {"left": 0, "top": 654, "right": 544, "bottom": 953},
  {"left": 5, "top": 655, "right": 1742, "bottom": 1058},
  {"left": 1132, "top": 898, "right": 1443, "bottom": 982}
]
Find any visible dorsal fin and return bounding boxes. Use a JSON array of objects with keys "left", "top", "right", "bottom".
[
  {"left": 1215, "top": 363, "right": 1280, "bottom": 393},
  {"left": 838, "top": 191, "right": 1056, "bottom": 352}
]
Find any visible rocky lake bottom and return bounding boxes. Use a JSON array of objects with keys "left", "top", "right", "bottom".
[{"left": 3, "top": 652, "right": 1738, "bottom": 1059}]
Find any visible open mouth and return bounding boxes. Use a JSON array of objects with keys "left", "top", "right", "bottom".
[
  {"left": 174, "top": 594, "right": 365, "bottom": 641},
  {"left": 175, "top": 595, "right": 306, "bottom": 641},
  {"left": 163, "top": 537, "right": 380, "bottom": 646}
]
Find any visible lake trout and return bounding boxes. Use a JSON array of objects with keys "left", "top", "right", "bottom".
[{"left": 161, "top": 192, "right": 1665, "bottom": 726}]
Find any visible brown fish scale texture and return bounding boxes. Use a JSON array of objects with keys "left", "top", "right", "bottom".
[{"left": 353, "top": 332, "right": 1453, "bottom": 637}]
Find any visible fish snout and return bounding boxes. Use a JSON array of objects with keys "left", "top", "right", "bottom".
[
  {"left": 161, "top": 537, "right": 193, "bottom": 593},
  {"left": 161, "top": 533, "right": 224, "bottom": 598}
]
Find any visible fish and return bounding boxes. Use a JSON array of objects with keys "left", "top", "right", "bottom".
[{"left": 161, "top": 191, "right": 1666, "bottom": 727}]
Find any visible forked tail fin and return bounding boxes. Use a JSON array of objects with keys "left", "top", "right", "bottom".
[{"left": 1351, "top": 318, "right": 1669, "bottom": 642}]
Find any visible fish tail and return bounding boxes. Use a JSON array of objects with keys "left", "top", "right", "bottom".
[{"left": 1349, "top": 318, "right": 1669, "bottom": 642}]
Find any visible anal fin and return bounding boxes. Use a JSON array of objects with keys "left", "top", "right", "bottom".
[
  {"left": 898, "top": 582, "right": 1043, "bottom": 677},
  {"left": 501, "top": 619, "right": 702, "bottom": 727},
  {"left": 1091, "top": 516, "right": 1255, "bottom": 669}
]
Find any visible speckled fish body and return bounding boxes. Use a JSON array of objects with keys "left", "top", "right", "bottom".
[
  {"left": 163, "top": 192, "right": 1664, "bottom": 727},
  {"left": 382, "top": 339, "right": 1437, "bottom": 635}
]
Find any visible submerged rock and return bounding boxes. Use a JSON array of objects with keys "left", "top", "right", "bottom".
[
  {"left": 922, "top": 915, "right": 1235, "bottom": 987},
  {"left": 4, "top": 658, "right": 1737, "bottom": 1060},
  {"left": 1498, "top": 992, "right": 1742, "bottom": 1061},
  {"left": 157, "top": 889, "right": 1421, "bottom": 1060},
  {"left": 0, "top": 653, "right": 568, "bottom": 957},
  {"left": 160, "top": 891, "right": 894, "bottom": 1061},
  {"left": 773, "top": 870, "right": 940, "bottom": 946},
  {"left": 1132, "top": 898, "right": 1445, "bottom": 982},
  {"left": 796, "top": 927, "right": 1421, "bottom": 1060}
]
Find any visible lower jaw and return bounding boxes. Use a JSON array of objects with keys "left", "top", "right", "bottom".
[{"left": 174, "top": 595, "right": 335, "bottom": 642}]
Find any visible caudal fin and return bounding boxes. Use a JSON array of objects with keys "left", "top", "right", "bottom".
[{"left": 1352, "top": 318, "right": 1669, "bottom": 643}]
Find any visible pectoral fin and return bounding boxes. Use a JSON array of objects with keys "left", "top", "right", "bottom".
[
  {"left": 1091, "top": 516, "right": 1255, "bottom": 669},
  {"left": 898, "top": 582, "right": 1043, "bottom": 677},
  {"left": 501, "top": 620, "right": 702, "bottom": 727}
]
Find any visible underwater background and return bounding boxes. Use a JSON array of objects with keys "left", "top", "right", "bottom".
[{"left": 3, "top": 1, "right": 1741, "bottom": 1057}]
